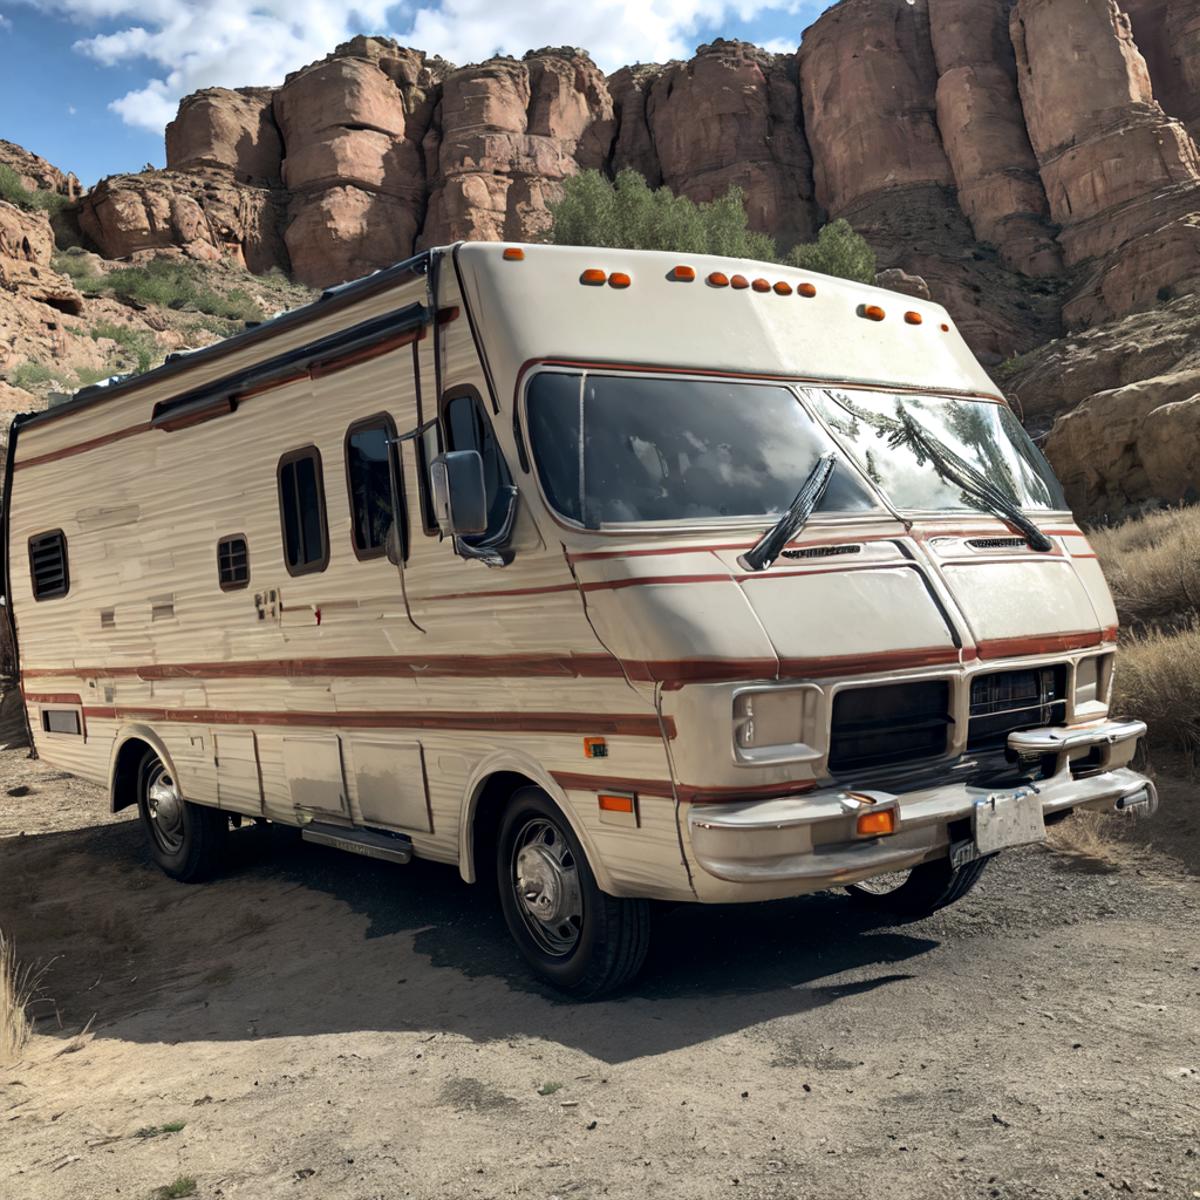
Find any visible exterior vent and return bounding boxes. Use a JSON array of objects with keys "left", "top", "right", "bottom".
[
  {"left": 968, "top": 666, "right": 1068, "bottom": 751},
  {"left": 217, "top": 534, "right": 250, "bottom": 590},
  {"left": 967, "top": 537, "right": 1028, "bottom": 551},
  {"left": 782, "top": 544, "right": 862, "bottom": 560},
  {"left": 828, "top": 680, "right": 951, "bottom": 775},
  {"left": 28, "top": 530, "right": 69, "bottom": 600}
]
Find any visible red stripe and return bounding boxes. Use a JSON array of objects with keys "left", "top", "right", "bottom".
[
  {"left": 23, "top": 692, "right": 84, "bottom": 705},
  {"left": 79, "top": 704, "right": 672, "bottom": 738},
  {"left": 551, "top": 771, "right": 818, "bottom": 804},
  {"left": 975, "top": 630, "right": 1116, "bottom": 660},
  {"left": 567, "top": 531, "right": 903, "bottom": 564},
  {"left": 16, "top": 421, "right": 153, "bottom": 470}
]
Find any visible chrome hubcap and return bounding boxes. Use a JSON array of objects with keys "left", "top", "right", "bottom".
[
  {"left": 855, "top": 869, "right": 912, "bottom": 896},
  {"left": 145, "top": 764, "right": 184, "bottom": 855},
  {"left": 512, "top": 818, "right": 582, "bottom": 957}
]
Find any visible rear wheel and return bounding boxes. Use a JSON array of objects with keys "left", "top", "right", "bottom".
[
  {"left": 496, "top": 788, "right": 650, "bottom": 998},
  {"left": 135, "top": 751, "right": 227, "bottom": 883},
  {"left": 845, "top": 855, "right": 991, "bottom": 918}
]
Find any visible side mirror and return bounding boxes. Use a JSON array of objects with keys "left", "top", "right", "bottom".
[{"left": 430, "top": 450, "right": 488, "bottom": 537}]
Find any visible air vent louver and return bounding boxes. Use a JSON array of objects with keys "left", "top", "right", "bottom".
[{"left": 28, "top": 531, "right": 69, "bottom": 600}]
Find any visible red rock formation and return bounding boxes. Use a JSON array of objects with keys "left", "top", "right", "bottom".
[
  {"left": 78, "top": 169, "right": 288, "bottom": 275},
  {"left": 166, "top": 88, "right": 282, "bottom": 184},
  {"left": 1123, "top": 0, "right": 1200, "bottom": 140},
  {"left": 643, "top": 41, "right": 816, "bottom": 246},
  {"left": 0, "top": 140, "right": 81, "bottom": 201},
  {"left": 0, "top": 203, "right": 82, "bottom": 314},
  {"left": 608, "top": 65, "right": 663, "bottom": 185},
  {"left": 927, "top": 0, "right": 1061, "bottom": 277},
  {"left": 1011, "top": 0, "right": 1200, "bottom": 326}
]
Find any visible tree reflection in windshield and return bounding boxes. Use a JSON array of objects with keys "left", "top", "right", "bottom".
[{"left": 805, "top": 389, "right": 1065, "bottom": 513}]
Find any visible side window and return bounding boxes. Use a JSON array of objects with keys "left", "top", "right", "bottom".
[
  {"left": 345, "top": 415, "right": 405, "bottom": 561},
  {"left": 29, "top": 530, "right": 69, "bottom": 600},
  {"left": 277, "top": 446, "right": 329, "bottom": 576},
  {"left": 442, "top": 389, "right": 513, "bottom": 538},
  {"left": 217, "top": 534, "right": 250, "bottom": 590}
]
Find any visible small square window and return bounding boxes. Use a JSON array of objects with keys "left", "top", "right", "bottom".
[
  {"left": 29, "top": 530, "right": 69, "bottom": 600},
  {"left": 217, "top": 535, "right": 250, "bottom": 590}
]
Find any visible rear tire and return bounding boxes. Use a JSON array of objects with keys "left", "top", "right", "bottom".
[
  {"left": 496, "top": 788, "right": 650, "bottom": 999},
  {"left": 845, "top": 854, "right": 991, "bottom": 918},
  {"left": 135, "top": 750, "right": 227, "bottom": 883}
]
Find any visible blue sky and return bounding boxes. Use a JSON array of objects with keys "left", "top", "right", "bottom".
[{"left": 0, "top": 1, "right": 831, "bottom": 187}]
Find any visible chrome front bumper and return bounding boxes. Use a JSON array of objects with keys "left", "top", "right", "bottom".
[{"left": 688, "top": 718, "right": 1155, "bottom": 887}]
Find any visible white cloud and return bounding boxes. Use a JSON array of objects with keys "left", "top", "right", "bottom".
[
  {"left": 0, "top": 12, "right": 12, "bottom": 29},
  {"left": 397, "top": 0, "right": 809, "bottom": 72},
  {"left": 21, "top": 0, "right": 821, "bottom": 134}
]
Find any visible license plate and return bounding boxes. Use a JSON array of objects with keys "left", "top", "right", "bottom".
[{"left": 973, "top": 787, "right": 1046, "bottom": 855}]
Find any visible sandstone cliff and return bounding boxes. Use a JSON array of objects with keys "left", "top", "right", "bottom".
[{"left": 8, "top": 0, "right": 1200, "bottom": 520}]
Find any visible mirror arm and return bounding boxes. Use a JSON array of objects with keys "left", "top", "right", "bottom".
[{"left": 454, "top": 486, "right": 518, "bottom": 567}]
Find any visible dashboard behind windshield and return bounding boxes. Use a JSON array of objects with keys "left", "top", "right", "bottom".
[{"left": 525, "top": 371, "right": 1066, "bottom": 529}]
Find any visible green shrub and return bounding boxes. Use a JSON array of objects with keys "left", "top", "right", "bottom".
[
  {"left": 785, "top": 218, "right": 876, "bottom": 284},
  {"left": 98, "top": 260, "right": 263, "bottom": 322},
  {"left": 0, "top": 164, "right": 67, "bottom": 215},
  {"left": 547, "top": 171, "right": 877, "bottom": 284},
  {"left": 8, "top": 362, "right": 60, "bottom": 391},
  {"left": 548, "top": 169, "right": 777, "bottom": 260},
  {"left": 52, "top": 250, "right": 103, "bottom": 293},
  {"left": 89, "top": 321, "right": 159, "bottom": 375}
]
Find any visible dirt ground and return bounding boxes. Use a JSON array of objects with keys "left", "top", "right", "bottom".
[{"left": 0, "top": 746, "right": 1197, "bottom": 1200}]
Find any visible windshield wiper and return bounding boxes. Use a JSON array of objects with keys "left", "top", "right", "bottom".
[
  {"left": 891, "top": 411, "right": 1053, "bottom": 552},
  {"left": 738, "top": 453, "right": 838, "bottom": 572}
]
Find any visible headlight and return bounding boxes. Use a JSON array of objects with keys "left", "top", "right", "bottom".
[{"left": 732, "top": 685, "right": 823, "bottom": 764}]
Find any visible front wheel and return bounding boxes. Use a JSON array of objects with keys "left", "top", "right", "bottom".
[
  {"left": 845, "top": 854, "right": 991, "bottom": 918},
  {"left": 496, "top": 789, "right": 650, "bottom": 999},
  {"left": 135, "top": 751, "right": 227, "bottom": 883}
]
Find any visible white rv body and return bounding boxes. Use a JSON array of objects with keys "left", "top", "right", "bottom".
[{"left": 4, "top": 243, "right": 1154, "bottom": 989}]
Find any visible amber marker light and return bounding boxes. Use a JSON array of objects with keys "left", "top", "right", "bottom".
[
  {"left": 751, "top": 277, "right": 771, "bottom": 293},
  {"left": 707, "top": 271, "right": 730, "bottom": 288},
  {"left": 583, "top": 736, "right": 608, "bottom": 759},
  {"left": 502, "top": 246, "right": 525, "bottom": 261},
  {"left": 774, "top": 281, "right": 793, "bottom": 295},
  {"left": 598, "top": 794, "right": 635, "bottom": 814},
  {"left": 797, "top": 282, "right": 817, "bottom": 298},
  {"left": 730, "top": 274, "right": 750, "bottom": 290},
  {"left": 940, "top": 322, "right": 951, "bottom": 332},
  {"left": 608, "top": 272, "right": 632, "bottom": 289},
  {"left": 581, "top": 268, "right": 608, "bottom": 285},
  {"left": 857, "top": 808, "right": 896, "bottom": 837},
  {"left": 859, "top": 304, "right": 886, "bottom": 322},
  {"left": 670, "top": 265, "right": 697, "bottom": 282},
  {"left": 904, "top": 311, "right": 923, "bottom": 325}
]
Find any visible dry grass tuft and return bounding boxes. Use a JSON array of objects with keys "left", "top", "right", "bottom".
[
  {"left": 1091, "top": 506, "right": 1200, "bottom": 633},
  {"left": 1113, "top": 624, "right": 1200, "bottom": 762},
  {"left": 1046, "top": 811, "right": 1122, "bottom": 864},
  {"left": 0, "top": 930, "right": 43, "bottom": 1065}
]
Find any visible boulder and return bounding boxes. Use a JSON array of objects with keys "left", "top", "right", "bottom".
[
  {"left": 78, "top": 169, "right": 289, "bottom": 275},
  {"left": 1043, "top": 368, "right": 1200, "bottom": 514},
  {"left": 0, "top": 140, "right": 81, "bottom": 201},
  {"left": 874, "top": 268, "right": 931, "bottom": 300},
  {"left": 166, "top": 88, "right": 282, "bottom": 185},
  {"left": 0, "top": 202, "right": 81, "bottom": 315},
  {"left": 607, "top": 65, "right": 663, "bottom": 185}
]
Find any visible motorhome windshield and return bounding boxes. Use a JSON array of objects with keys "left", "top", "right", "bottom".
[
  {"left": 804, "top": 387, "right": 1067, "bottom": 514},
  {"left": 526, "top": 372, "right": 880, "bottom": 528}
]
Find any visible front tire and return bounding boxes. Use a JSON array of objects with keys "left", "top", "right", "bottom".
[
  {"left": 845, "top": 854, "right": 991, "bottom": 918},
  {"left": 135, "top": 751, "right": 227, "bottom": 883},
  {"left": 496, "top": 788, "right": 650, "bottom": 998}
]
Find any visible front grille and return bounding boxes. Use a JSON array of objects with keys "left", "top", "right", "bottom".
[
  {"left": 828, "top": 680, "right": 951, "bottom": 775},
  {"left": 967, "top": 666, "right": 1067, "bottom": 751}
]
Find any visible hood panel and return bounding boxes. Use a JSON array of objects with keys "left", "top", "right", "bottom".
[
  {"left": 738, "top": 565, "right": 958, "bottom": 665},
  {"left": 940, "top": 560, "right": 1103, "bottom": 646}
]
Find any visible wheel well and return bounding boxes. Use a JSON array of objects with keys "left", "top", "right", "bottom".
[
  {"left": 111, "top": 737, "right": 152, "bottom": 813},
  {"left": 470, "top": 771, "right": 539, "bottom": 885}
]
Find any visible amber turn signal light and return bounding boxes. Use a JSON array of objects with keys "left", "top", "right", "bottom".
[
  {"left": 707, "top": 271, "right": 730, "bottom": 288},
  {"left": 904, "top": 311, "right": 923, "bottom": 325},
  {"left": 608, "top": 272, "right": 631, "bottom": 289},
  {"left": 797, "top": 282, "right": 817, "bottom": 298},
  {"left": 730, "top": 274, "right": 750, "bottom": 290},
  {"left": 598, "top": 794, "right": 635, "bottom": 814},
  {"left": 856, "top": 808, "right": 896, "bottom": 837},
  {"left": 859, "top": 304, "right": 886, "bottom": 322},
  {"left": 940, "top": 323, "right": 951, "bottom": 332},
  {"left": 773, "top": 281, "right": 793, "bottom": 295},
  {"left": 502, "top": 247, "right": 525, "bottom": 261},
  {"left": 670, "top": 265, "right": 696, "bottom": 282},
  {"left": 581, "top": 268, "right": 608, "bottom": 285},
  {"left": 751, "top": 278, "right": 771, "bottom": 293}
]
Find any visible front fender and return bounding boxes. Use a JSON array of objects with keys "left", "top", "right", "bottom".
[{"left": 108, "top": 724, "right": 184, "bottom": 813}]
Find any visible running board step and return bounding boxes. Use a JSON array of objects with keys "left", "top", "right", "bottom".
[{"left": 302, "top": 823, "right": 413, "bottom": 864}]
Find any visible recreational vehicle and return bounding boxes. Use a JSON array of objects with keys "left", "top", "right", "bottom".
[{"left": 3, "top": 243, "right": 1156, "bottom": 996}]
